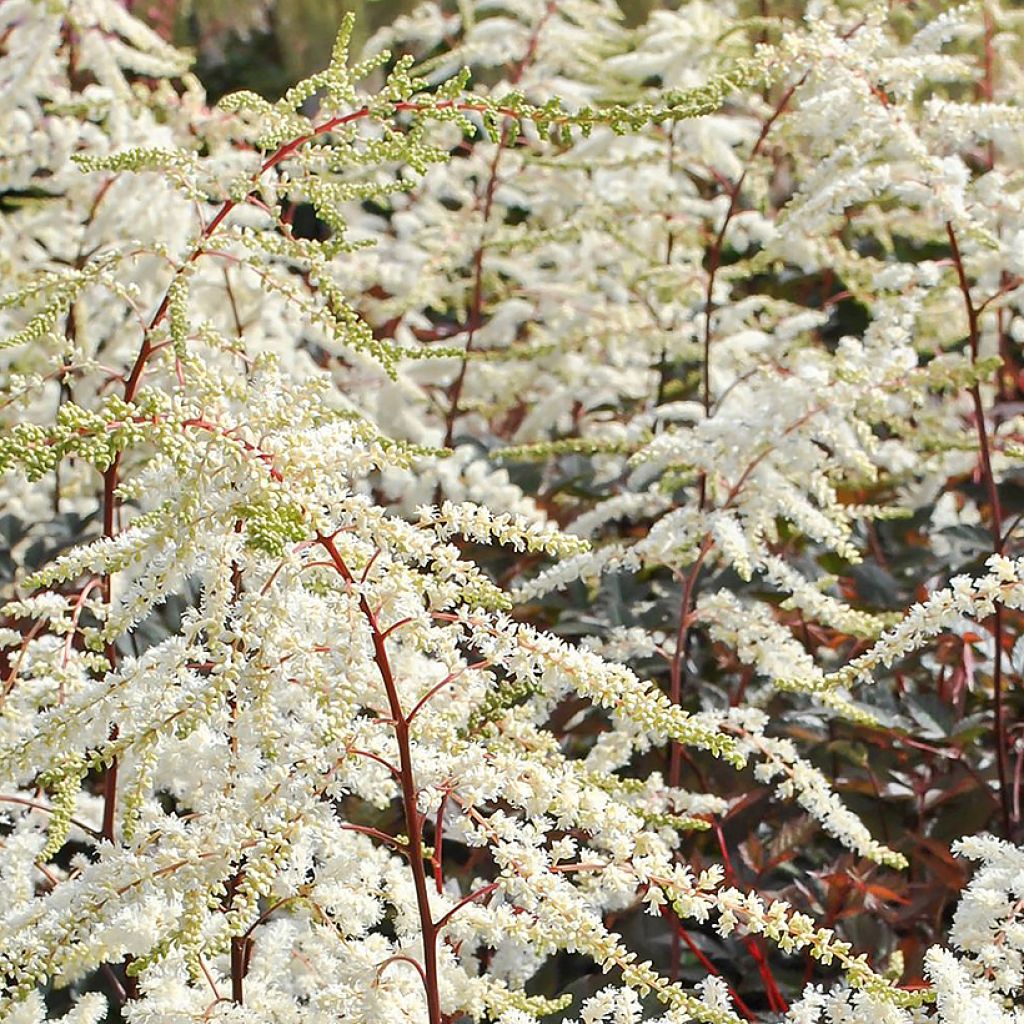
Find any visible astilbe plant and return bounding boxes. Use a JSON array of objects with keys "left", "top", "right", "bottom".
[{"left": 1, "top": 1, "right": 1024, "bottom": 1022}]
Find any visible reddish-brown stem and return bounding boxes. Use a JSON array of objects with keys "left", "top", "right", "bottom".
[
  {"left": 945, "top": 220, "right": 1012, "bottom": 838},
  {"left": 712, "top": 820, "right": 788, "bottom": 1012},
  {"left": 241, "top": 896, "right": 302, "bottom": 941},
  {"left": 695, "top": 72, "right": 807, "bottom": 512},
  {"left": 440, "top": 6, "right": 554, "bottom": 450},
  {"left": 1, "top": 617, "right": 48, "bottom": 701},
  {"left": 664, "top": 430, "right": 787, "bottom": 767},
  {"left": 406, "top": 660, "right": 490, "bottom": 723},
  {"left": 657, "top": 905, "right": 755, "bottom": 1020},
  {"left": 744, "top": 932, "right": 788, "bottom": 1013},
  {"left": 318, "top": 534, "right": 442, "bottom": 1024},
  {"left": 61, "top": 578, "right": 102, "bottom": 675},
  {"left": 441, "top": 126, "right": 508, "bottom": 449},
  {"left": 98, "top": 454, "right": 137, "bottom": 988},
  {"left": 376, "top": 954, "right": 428, "bottom": 987},
  {"left": 100, "top": 464, "right": 120, "bottom": 844},
  {"left": 1014, "top": 735, "right": 1024, "bottom": 824},
  {"left": 432, "top": 789, "right": 450, "bottom": 893},
  {"left": 700, "top": 79, "right": 800, "bottom": 426},
  {"left": 0, "top": 794, "right": 103, "bottom": 840},
  {"left": 342, "top": 823, "right": 407, "bottom": 850},
  {"left": 992, "top": 604, "right": 1012, "bottom": 838},
  {"left": 347, "top": 747, "right": 403, "bottom": 780},
  {"left": 230, "top": 935, "right": 252, "bottom": 1005},
  {"left": 360, "top": 548, "right": 382, "bottom": 585},
  {"left": 671, "top": 79, "right": 803, "bottom": 833},
  {"left": 668, "top": 537, "right": 714, "bottom": 790},
  {"left": 946, "top": 224, "right": 1005, "bottom": 542},
  {"left": 381, "top": 616, "right": 415, "bottom": 640},
  {"left": 434, "top": 881, "right": 500, "bottom": 931}
]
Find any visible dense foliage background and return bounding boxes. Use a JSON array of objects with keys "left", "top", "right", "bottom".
[{"left": 3, "top": 1, "right": 1024, "bottom": 1022}]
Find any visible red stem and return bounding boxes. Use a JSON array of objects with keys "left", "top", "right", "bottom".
[
  {"left": 230, "top": 935, "right": 251, "bottom": 1004},
  {"left": 669, "top": 75, "right": 803, "bottom": 846},
  {"left": 342, "top": 823, "right": 407, "bottom": 850},
  {"left": 657, "top": 905, "right": 755, "bottom": 1020},
  {"left": 441, "top": 130, "right": 506, "bottom": 449},
  {"left": 701, "top": 79, "right": 801, "bottom": 423},
  {"left": 439, "top": 4, "right": 554, "bottom": 449},
  {"left": 668, "top": 537, "right": 714, "bottom": 789},
  {"left": 406, "top": 660, "right": 490, "bottom": 723},
  {"left": 713, "top": 819, "right": 788, "bottom": 1011},
  {"left": 318, "top": 534, "right": 442, "bottom": 1024},
  {"left": 432, "top": 790, "right": 450, "bottom": 893},
  {"left": 434, "top": 881, "right": 500, "bottom": 931},
  {"left": 946, "top": 221, "right": 1012, "bottom": 838},
  {"left": 347, "top": 748, "right": 403, "bottom": 780},
  {"left": 82, "top": 68, "right": 747, "bottom": 1004},
  {"left": 100, "top": 463, "right": 120, "bottom": 844}
]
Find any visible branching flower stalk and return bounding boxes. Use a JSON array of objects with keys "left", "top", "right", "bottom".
[
  {"left": 3, "top": 2, "right": 1024, "bottom": 1023},
  {"left": 945, "top": 219, "right": 1012, "bottom": 838},
  {"left": 317, "top": 530, "right": 443, "bottom": 1024}
]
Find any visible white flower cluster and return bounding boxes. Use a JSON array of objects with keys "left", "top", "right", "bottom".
[
  {"left": 827, "top": 555, "right": 1024, "bottom": 690},
  {"left": 1, "top": 0, "right": 1023, "bottom": 1022}
]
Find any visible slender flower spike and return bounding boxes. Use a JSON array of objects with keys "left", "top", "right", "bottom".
[{"left": 1, "top": 2, "right": 1024, "bottom": 1024}]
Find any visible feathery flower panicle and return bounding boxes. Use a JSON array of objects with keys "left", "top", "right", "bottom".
[{"left": 1, "top": 1, "right": 1023, "bottom": 1022}]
